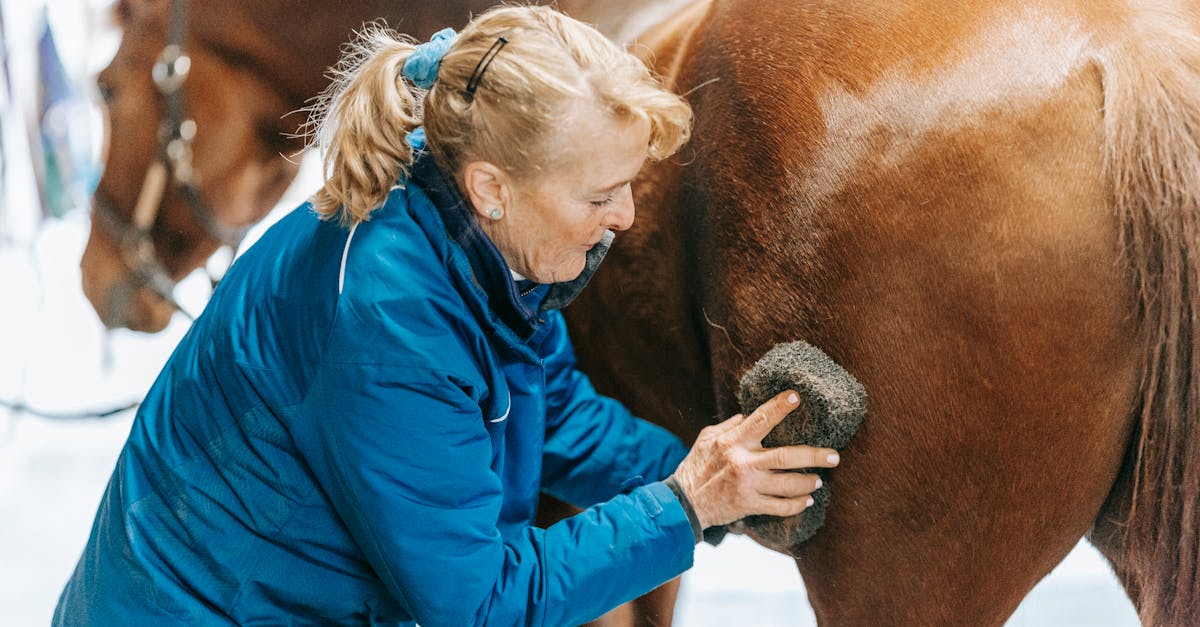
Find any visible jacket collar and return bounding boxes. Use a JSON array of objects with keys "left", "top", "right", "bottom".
[{"left": 409, "top": 153, "right": 612, "bottom": 339}]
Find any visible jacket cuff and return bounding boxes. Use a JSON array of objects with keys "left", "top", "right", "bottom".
[{"left": 663, "top": 475, "right": 703, "bottom": 544}]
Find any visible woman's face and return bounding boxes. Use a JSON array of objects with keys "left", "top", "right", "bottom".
[{"left": 468, "top": 105, "right": 652, "bottom": 284}]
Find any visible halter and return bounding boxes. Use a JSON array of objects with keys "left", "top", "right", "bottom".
[{"left": 91, "top": 0, "right": 250, "bottom": 322}]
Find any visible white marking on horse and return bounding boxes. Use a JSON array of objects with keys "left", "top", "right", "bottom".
[{"left": 800, "top": 9, "right": 1093, "bottom": 204}]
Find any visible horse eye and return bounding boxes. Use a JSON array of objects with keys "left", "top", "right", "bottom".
[{"left": 257, "top": 124, "right": 294, "bottom": 154}]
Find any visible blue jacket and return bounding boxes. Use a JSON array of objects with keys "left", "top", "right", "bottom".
[{"left": 55, "top": 153, "right": 695, "bottom": 626}]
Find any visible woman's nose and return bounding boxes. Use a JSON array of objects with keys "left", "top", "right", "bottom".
[{"left": 605, "top": 189, "right": 636, "bottom": 232}]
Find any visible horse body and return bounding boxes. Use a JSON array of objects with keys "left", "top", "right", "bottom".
[{"left": 568, "top": 0, "right": 1199, "bottom": 624}]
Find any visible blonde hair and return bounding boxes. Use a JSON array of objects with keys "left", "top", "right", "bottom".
[{"left": 307, "top": 5, "right": 693, "bottom": 225}]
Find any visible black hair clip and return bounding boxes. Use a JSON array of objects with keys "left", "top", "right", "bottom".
[{"left": 465, "top": 36, "right": 509, "bottom": 100}]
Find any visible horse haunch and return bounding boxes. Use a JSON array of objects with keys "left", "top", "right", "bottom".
[{"left": 568, "top": 0, "right": 1200, "bottom": 624}]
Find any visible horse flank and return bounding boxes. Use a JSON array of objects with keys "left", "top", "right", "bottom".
[{"left": 1100, "top": 10, "right": 1200, "bottom": 624}]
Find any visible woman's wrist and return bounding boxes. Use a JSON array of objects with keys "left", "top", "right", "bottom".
[{"left": 663, "top": 475, "right": 704, "bottom": 544}]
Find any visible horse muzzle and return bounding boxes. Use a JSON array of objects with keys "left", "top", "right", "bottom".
[{"left": 80, "top": 235, "right": 177, "bottom": 333}]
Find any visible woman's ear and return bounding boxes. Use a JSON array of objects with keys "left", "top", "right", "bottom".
[{"left": 460, "top": 161, "right": 509, "bottom": 221}]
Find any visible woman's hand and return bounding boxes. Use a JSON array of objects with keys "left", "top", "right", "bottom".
[{"left": 672, "top": 390, "right": 841, "bottom": 529}]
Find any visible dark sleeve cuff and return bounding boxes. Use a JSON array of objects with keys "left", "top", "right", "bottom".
[
  {"left": 663, "top": 475, "right": 703, "bottom": 544},
  {"left": 702, "top": 523, "right": 729, "bottom": 546}
]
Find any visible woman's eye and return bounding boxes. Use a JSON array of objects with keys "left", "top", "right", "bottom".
[{"left": 589, "top": 195, "right": 614, "bottom": 208}]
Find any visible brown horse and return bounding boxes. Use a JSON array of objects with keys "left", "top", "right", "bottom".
[
  {"left": 566, "top": 0, "right": 1200, "bottom": 624},
  {"left": 82, "top": 0, "right": 484, "bottom": 330}
]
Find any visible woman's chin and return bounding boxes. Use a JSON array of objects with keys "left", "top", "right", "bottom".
[
  {"left": 536, "top": 256, "right": 588, "bottom": 284},
  {"left": 563, "top": 255, "right": 589, "bottom": 281}
]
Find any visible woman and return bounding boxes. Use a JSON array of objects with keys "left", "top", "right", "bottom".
[{"left": 55, "top": 6, "right": 839, "bottom": 625}]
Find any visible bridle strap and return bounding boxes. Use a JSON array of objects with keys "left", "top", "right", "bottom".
[
  {"left": 152, "top": 0, "right": 249, "bottom": 249},
  {"left": 92, "top": 187, "right": 194, "bottom": 320},
  {"left": 131, "top": 161, "right": 168, "bottom": 231},
  {"left": 167, "top": 0, "right": 188, "bottom": 71},
  {"left": 97, "top": 0, "right": 255, "bottom": 323}
]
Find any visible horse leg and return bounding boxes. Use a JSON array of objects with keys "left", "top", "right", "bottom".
[
  {"left": 724, "top": 251, "right": 1140, "bottom": 626},
  {"left": 585, "top": 580, "right": 680, "bottom": 627},
  {"left": 1087, "top": 456, "right": 1142, "bottom": 606}
]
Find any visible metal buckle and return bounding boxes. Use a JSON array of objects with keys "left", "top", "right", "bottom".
[
  {"left": 152, "top": 45, "right": 191, "bottom": 94},
  {"left": 166, "top": 119, "right": 197, "bottom": 184}
]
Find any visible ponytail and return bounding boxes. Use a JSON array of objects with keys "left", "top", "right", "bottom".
[{"left": 307, "top": 25, "right": 422, "bottom": 225}]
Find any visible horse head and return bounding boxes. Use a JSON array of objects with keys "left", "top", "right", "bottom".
[{"left": 82, "top": 0, "right": 310, "bottom": 331}]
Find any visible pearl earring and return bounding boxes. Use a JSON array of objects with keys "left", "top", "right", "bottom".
[{"left": 489, "top": 208, "right": 503, "bottom": 220}]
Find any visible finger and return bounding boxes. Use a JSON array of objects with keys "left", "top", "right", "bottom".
[
  {"left": 755, "top": 494, "right": 814, "bottom": 518},
  {"left": 736, "top": 390, "right": 800, "bottom": 441},
  {"left": 695, "top": 414, "right": 746, "bottom": 443},
  {"left": 757, "top": 445, "right": 842, "bottom": 470},
  {"left": 715, "top": 412, "right": 747, "bottom": 432},
  {"left": 757, "top": 472, "right": 823, "bottom": 498}
]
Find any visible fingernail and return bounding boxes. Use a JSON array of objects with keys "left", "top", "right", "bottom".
[
  {"left": 806, "top": 496, "right": 814, "bottom": 507},
  {"left": 814, "top": 477, "right": 822, "bottom": 490},
  {"left": 786, "top": 392, "right": 799, "bottom": 405},
  {"left": 827, "top": 453, "right": 840, "bottom": 465}
]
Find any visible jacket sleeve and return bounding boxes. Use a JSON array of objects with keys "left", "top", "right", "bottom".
[
  {"left": 293, "top": 359, "right": 695, "bottom": 627},
  {"left": 536, "top": 311, "right": 691, "bottom": 509}
]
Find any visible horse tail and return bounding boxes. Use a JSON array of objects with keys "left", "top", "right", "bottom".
[{"left": 1098, "top": 13, "right": 1200, "bottom": 626}]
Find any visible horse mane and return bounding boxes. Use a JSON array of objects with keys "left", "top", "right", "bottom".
[{"left": 1099, "top": 7, "right": 1200, "bottom": 624}]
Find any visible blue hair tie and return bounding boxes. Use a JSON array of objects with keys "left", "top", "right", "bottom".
[
  {"left": 402, "top": 28, "right": 457, "bottom": 89},
  {"left": 405, "top": 126, "right": 427, "bottom": 151}
]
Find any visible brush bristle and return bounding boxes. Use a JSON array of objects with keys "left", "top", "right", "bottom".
[{"left": 736, "top": 341, "right": 867, "bottom": 554}]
